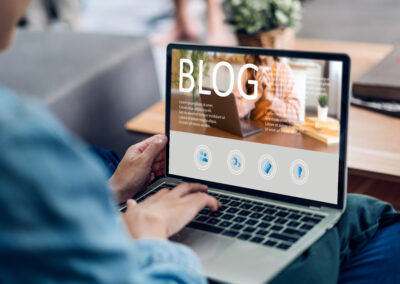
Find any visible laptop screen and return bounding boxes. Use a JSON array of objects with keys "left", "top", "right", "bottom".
[{"left": 166, "top": 45, "right": 349, "bottom": 207}]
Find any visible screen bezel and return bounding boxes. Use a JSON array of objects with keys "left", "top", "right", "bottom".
[{"left": 165, "top": 43, "right": 350, "bottom": 210}]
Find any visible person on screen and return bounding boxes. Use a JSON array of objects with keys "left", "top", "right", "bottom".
[{"left": 234, "top": 55, "right": 301, "bottom": 124}]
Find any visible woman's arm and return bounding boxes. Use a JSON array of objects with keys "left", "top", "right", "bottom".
[{"left": 0, "top": 92, "right": 218, "bottom": 283}]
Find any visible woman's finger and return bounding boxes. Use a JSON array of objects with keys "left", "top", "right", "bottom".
[
  {"left": 126, "top": 199, "right": 137, "bottom": 208},
  {"left": 184, "top": 192, "right": 221, "bottom": 212},
  {"left": 171, "top": 183, "right": 208, "bottom": 197}
]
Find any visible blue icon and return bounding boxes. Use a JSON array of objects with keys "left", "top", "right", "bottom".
[
  {"left": 263, "top": 161, "right": 272, "bottom": 174},
  {"left": 297, "top": 166, "right": 303, "bottom": 179},
  {"left": 231, "top": 157, "right": 241, "bottom": 168},
  {"left": 199, "top": 151, "right": 208, "bottom": 163}
]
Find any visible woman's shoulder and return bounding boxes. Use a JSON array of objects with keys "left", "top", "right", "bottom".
[{"left": 275, "top": 61, "right": 293, "bottom": 76}]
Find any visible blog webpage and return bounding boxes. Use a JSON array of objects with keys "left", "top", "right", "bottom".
[{"left": 168, "top": 49, "right": 343, "bottom": 204}]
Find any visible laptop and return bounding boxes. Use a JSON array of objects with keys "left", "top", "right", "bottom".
[
  {"left": 124, "top": 44, "right": 350, "bottom": 284},
  {"left": 200, "top": 88, "right": 262, "bottom": 138}
]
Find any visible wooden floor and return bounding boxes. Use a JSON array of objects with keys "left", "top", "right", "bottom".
[{"left": 348, "top": 173, "right": 400, "bottom": 210}]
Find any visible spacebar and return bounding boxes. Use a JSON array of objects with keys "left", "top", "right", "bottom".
[{"left": 187, "top": 222, "right": 224, "bottom": 233}]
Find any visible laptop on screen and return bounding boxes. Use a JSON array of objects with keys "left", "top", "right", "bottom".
[{"left": 129, "top": 44, "right": 350, "bottom": 284}]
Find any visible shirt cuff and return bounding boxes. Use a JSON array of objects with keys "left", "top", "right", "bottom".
[
  {"left": 268, "top": 97, "right": 283, "bottom": 113},
  {"left": 131, "top": 238, "right": 203, "bottom": 274}
]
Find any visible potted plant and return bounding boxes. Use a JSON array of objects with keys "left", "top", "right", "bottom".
[
  {"left": 225, "top": 0, "right": 302, "bottom": 48},
  {"left": 317, "top": 94, "right": 328, "bottom": 121}
]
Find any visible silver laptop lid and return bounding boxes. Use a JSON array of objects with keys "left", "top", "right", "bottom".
[{"left": 165, "top": 44, "right": 350, "bottom": 210}]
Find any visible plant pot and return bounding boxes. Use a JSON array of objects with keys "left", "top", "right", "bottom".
[
  {"left": 236, "top": 27, "right": 295, "bottom": 49},
  {"left": 317, "top": 105, "right": 328, "bottom": 121}
]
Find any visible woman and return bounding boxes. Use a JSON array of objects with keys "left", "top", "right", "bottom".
[{"left": 234, "top": 55, "right": 301, "bottom": 124}]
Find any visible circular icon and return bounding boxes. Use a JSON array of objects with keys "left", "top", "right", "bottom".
[
  {"left": 258, "top": 154, "right": 277, "bottom": 180},
  {"left": 290, "top": 159, "right": 310, "bottom": 185},
  {"left": 227, "top": 150, "right": 245, "bottom": 175},
  {"left": 194, "top": 145, "right": 212, "bottom": 171}
]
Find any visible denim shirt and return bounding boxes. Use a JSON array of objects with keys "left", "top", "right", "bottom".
[{"left": 0, "top": 87, "right": 206, "bottom": 283}]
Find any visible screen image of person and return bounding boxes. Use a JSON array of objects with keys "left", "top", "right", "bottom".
[{"left": 233, "top": 55, "right": 301, "bottom": 125}]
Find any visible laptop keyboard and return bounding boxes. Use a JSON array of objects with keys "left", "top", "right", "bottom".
[{"left": 131, "top": 184, "right": 326, "bottom": 250}]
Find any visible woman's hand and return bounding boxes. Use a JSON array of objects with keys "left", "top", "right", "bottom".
[
  {"left": 109, "top": 135, "right": 167, "bottom": 204},
  {"left": 123, "top": 183, "right": 221, "bottom": 239},
  {"left": 256, "top": 67, "right": 275, "bottom": 102}
]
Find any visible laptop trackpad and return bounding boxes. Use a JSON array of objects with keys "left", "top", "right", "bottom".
[{"left": 171, "top": 228, "right": 234, "bottom": 263}]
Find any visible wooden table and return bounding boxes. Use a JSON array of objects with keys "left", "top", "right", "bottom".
[{"left": 125, "top": 39, "right": 400, "bottom": 182}]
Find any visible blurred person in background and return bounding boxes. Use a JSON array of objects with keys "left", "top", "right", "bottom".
[
  {"left": 21, "top": 0, "right": 82, "bottom": 30},
  {"left": 154, "top": 0, "right": 235, "bottom": 45}
]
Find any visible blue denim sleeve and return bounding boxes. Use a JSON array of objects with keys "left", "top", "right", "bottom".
[{"left": 0, "top": 89, "right": 205, "bottom": 283}]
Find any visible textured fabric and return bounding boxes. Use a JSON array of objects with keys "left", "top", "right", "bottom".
[
  {"left": 271, "top": 194, "right": 400, "bottom": 284},
  {"left": 339, "top": 221, "right": 400, "bottom": 284},
  {"left": 0, "top": 87, "right": 205, "bottom": 283},
  {"left": 88, "top": 146, "right": 121, "bottom": 178}
]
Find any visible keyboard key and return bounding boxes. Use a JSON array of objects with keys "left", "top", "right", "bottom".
[
  {"left": 251, "top": 205, "right": 265, "bottom": 212},
  {"left": 288, "top": 214, "right": 301, "bottom": 220},
  {"left": 302, "top": 212, "right": 312, "bottom": 216},
  {"left": 221, "top": 214, "right": 235, "bottom": 220},
  {"left": 263, "top": 240, "right": 277, "bottom": 247},
  {"left": 233, "top": 216, "right": 246, "bottom": 222},
  {"left": 275, "top": 206, "right": 287, "bottom": 211},
  {"left": 259, "top": 222, "right": 270, "bottom": 229},
  {"left": 219, "top": 221, "right": 232, "bottom": 228},
  {"left": 283, "top": 228, "right": 306, "bottom": 238},
  {"left": 228, "top": 201, "right": 241, "bottom": 207},
  {"left": 207, "top": 218, "right": 220, "bottom": 225},
  {"left": 250, "top": 237, "right": 264, "bottom": 244},
  {"left": 277, "top": 243, "right": 291, "bottom": 250},
  {"left": 219, "top": 206, "right": 228, "bottom": 212},
  {"left": 287, "top": 221, "right": 300, "bottom": 228},
  {"left": 220, "top": 198, "right": 230, "bottom": 204},
  {"left": 238, "top": 233, "right": 251, "bottom": 240},
  {"left": 313, "top": 214, "right": 325, "bottom": 220},
  {"left": 262, "top": 216, "right": 276, "bottom": 222},
  {"left": 210, "top": 211, "right": 223, "bottom": 217},
  {"left": 270, "top": 225, "right": 283, "bottom": 231},
  {"left": 240, "top": 203, "right": 253, "bottom": 210},
  {"left": 300, "top": 224, "right": 314, "bottom": 231},
  {"left": 199, "top": 208, "right": 211, "bottom": 215},
  {"left": 187, "top": 222, "right": 223, "bottom": 234},
  {"left": 195, "top": 215, "right": 208, "bottom": 222},
  {"left": 276, "top": 211, "right": 289, "bottom": 218},
  {"left": 238, "top": 210, "right": 251, "bottom": 216},
  {"left": 243, "top": 226, "right": 256, "bottom": 233},
  {"left": 249, "top": 212, "right": 263, "bottom": 219},
  {"left": 264, "top": 209, "right": 277, "bottom": 215},
  {"left": 226, "top": 208, "right": 239, "bottom": 214},
  {"left": 245, "top": 219, "right": 258, "bottom": 226},
  {"left": 270, "top": 233, "right": 298, "bottom": 243},
  {"left": 275, "top": 218, "right": 288, "bottom": 225},
  {"left": 223, "top": 230, "right": 239, "bottom": 238},
  {"left": 232, "top": 224, "right": 244, "bottom": 230},
  {"left": 302, "top": 216, "right": 321, "bottom": 225},
  {"left": 256, "top": 229, "right": 269, "bottom": 236}
]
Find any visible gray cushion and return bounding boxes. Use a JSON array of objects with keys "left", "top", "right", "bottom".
[{"left": 0, "top": 30, "right": 160, "bottom": 155}]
